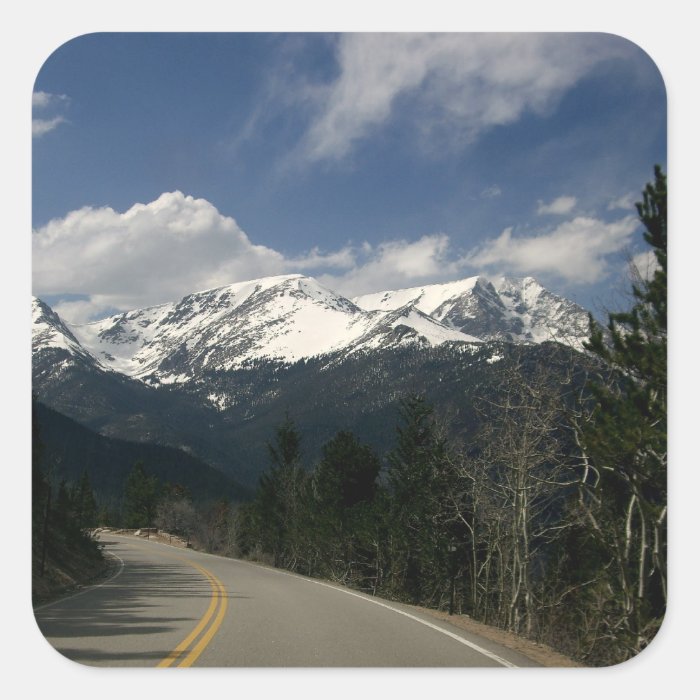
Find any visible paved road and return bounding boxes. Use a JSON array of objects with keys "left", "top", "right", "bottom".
[{"left": 34, "top": 534, "right": 539, "bottom": 668}]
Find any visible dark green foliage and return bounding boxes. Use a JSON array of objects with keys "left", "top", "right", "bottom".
[
  {"left": 574, "top": 166, "right": 667, "bottom": 663},
  {"left": 32, "top": 397, "right": 104, "bottom": 604},
  {"left": 122, "top": 461, "right": 160, "bottom": 528},
  {"left": 74, "top": 470, "right": 98, "bottom": 529},
  {"left": 385, "top": 396, "right": 451, "bottom": 605},
  {"left": 308, "top": 431, "right": 382, "bottom": 584},
  {"left": 313, "top": 430, "right": 380, "bottom": 511},
  {"left": 237, "top": 417, "right": 310, "bottom": 568},
  {"left": 32, "top": 400, "right": 249, "bottom": 508}
]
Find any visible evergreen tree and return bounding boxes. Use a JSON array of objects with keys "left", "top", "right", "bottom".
[
  {"left": 247, "top": 416, "right": 308, "bottom": 567},
  {"left": 579, "top": 165, "right": 667, "bottom": 662},
  {"left": 123, "top": 461, "right": 160, "bottom": 529},
  {"left": 387, "top": 395, "right": 451, "bottom": 605},
  {"left": 310, "top": 430, "right": 381, "bottom": 581},
  {"left": 313, "top": 430, "right": 380, "bottom": 512},
  {"left": 74, "top": 470, "right": 98, "bottom": 530}
]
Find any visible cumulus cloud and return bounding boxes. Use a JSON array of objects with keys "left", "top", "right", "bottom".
[
  {"left": 32, "top": 90, "right": 69, "bottom": 138},
  {"left": 463, "top": 216, "right": 639, "bottom": 284},
  {"left": 318, "top": 233, "right": 458, "bottom": 297},
  {"left": 32, "top": 192, "right": 464, "bottom": 321},
  {"left": 537, "top": 195, "right": 577, "bottom": 215},
  {"left": 33, "top": 193, "right": 284, "bottom": 319},
  {"left": 32, "top": 192, "right": 375, "bottom": 322},
  {"left": 297, "top": 33, "right": 623, "bottom": 163}
]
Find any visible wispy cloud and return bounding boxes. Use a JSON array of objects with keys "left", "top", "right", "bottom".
[
  {"left": 33, "top": 90, "right": 68, "bottom": 108},
  {"left": 631, "top": 249, "right": 660, "bottom": 281},
  {"left": 480, "top": 185, "right": 502, "bottom": 199},
  {"left": 293, "top": 33, "right": 623, "bottom": 164},
  {"left": 608, "top": 192, "right": 638, "bottom": 211},
  {"left": 537, "top": 195, "right": 577, "bottom": 215},
  {"left": 32, "top": 116, "right": 67, "bottom": 138},
  {"left": 32, "top": 90, "right": 70, "bottom": 138}
]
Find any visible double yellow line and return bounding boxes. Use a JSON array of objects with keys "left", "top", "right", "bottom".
[{"left": 157, "top": 560, "right": 228, "bottom": 668}]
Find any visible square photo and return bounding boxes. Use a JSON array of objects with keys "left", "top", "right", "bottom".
[{"left": 31, "top": 32, "right": 666, "bottom": 668}]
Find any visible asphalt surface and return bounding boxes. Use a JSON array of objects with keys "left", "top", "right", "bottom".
[{"left": 34, "top": 534, "right": 540, "bottom": 668}]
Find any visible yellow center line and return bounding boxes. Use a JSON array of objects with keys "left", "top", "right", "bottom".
[
  {"left": 118, "top": 538, "right": 229, "bottom": 668},
  {"left": 157, "top": 562, "right": 222, "bottom": 668},
  {"left": 176, "top": 568, "right": 228, "bottom": 667}
]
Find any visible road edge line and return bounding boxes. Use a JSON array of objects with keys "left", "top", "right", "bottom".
[{"left": 33, "top": 551, "right": 125, "bottom": 612}]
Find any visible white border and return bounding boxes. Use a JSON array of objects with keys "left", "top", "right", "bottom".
[{"left": 6, "top": 3, "right": 695, "bottom": 699}]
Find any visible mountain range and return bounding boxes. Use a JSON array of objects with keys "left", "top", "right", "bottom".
[
  {"left": 34, "top": 273, "right": 589, "bottom": 385},
  {"left": 32, "top": 274, "right": 592, "bottom": 491}
]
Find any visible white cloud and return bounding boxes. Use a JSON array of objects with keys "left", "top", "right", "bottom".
[
  {"left": 32, "top": 90, "right": 69, "bottom": 138},
  {"left": 288, "top": 246, "right": 356, "bottom": 271},
  {"left": 318, "top": 233, "right": 458, "bottom": 297},
  {"left": 463, "top": 215, "right": 639, "bottom": 284},
  {"left": 32, "top": 116, "right": 67, "bottom": 137},
  {"left": 298, "top": 33, "right": 623, "bottom": 163},
  {"left": 608, "top": 192, "right": 638, "bottom": 211},
  {"left": 32, "top": 192, "right": 375, "bottom": 322},
  {"left": 33, "top": 192, "right": 459, "bottom": 320},
  {"left": 537, "top": 195, "right": 577, "bottom": 215},
  {"left": 33, "top": 91, "right": 68, "bottom": 108},
  {"left": 33, "top": 192, "right": 288, "bottom": 319},
  {"left": 52, "top": 298, "right": 112, "bottom": 326}
]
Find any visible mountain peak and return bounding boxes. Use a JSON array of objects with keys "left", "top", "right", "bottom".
[{"left": 353, "top": 275, "right": 589, "bottom": 346}]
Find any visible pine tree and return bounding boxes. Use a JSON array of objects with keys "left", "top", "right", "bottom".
[
  {"left": 387, "top": 395, "right": 451, "bottom": 605},
  {"left": 248, "top": 416, "right": 308, "bottom": 568},
  {"left": 580, "top": 165, "right": 667, "bottom": 662},
  {"left": 310, "top": 431, "right": 381, "bottom": 581},
  {"left": 123, "top": 461, "right": 160, "bottom": 529},
  {"left": 313, "top": 430, "right": 380, "bottom": 512}
]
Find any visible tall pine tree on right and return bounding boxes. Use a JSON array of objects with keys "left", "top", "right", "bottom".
[{"left": 577, "top": 165, "right": 667, "bottom": 664}]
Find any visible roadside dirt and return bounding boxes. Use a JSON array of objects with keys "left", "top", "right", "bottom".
[{"left": 412, "top": 605, "right": 582, "bottom": 667}]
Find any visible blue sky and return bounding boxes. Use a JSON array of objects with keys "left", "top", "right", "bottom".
[{"left": 32, "top": 32, "right": 666, "bottom": 323}]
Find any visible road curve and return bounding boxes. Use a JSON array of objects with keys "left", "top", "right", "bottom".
[{"left": 34, "top": 534, "right": 540, "bottom": 668}]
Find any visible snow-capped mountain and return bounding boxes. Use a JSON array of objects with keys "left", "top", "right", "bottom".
[
  {"left": 32, "top": 297, "right": 105, "bottom": 379},
  {"left": 353, "top": 275, "right": 590, "bottom": 347},
  {"left": 34, "top": 275, "right": 478, "bottom": 386},
  {"left": 32, "top": 273, "right": 592, "bottom": 487},
  {"left": 32, "top": 273, "right": 590, "bottom": 388}
]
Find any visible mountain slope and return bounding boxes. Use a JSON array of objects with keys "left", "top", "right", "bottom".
[
  {"left": 33, "top": 400, "right": 250, "bottom": 506},
  {"left": 67, "top": 274, "right": 479, "bottom": 385},
  {"left": 353, "top": 275, "right": 590, "bottom": 347}
]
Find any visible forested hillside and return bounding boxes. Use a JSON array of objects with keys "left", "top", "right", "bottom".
[{"left": 33, "top": 400, "right": 250, "bottom": 509}]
